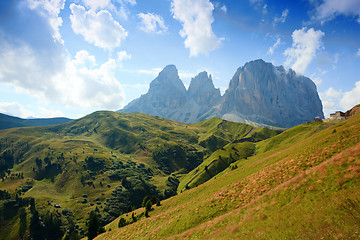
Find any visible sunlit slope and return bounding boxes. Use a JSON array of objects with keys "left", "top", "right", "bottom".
[
  {"left": 0, "top": 111, "right": 275, "bottom": 238},
  {"left": 97, "top": 113, "right": 360, "bottom": 240}
]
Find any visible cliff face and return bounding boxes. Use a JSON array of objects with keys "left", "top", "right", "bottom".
[
  {"left": 188, "top": 71, "right": 221, "bottom": 107},
  {"left": 121, "top": 65, "right": 220, "bottom": 123},
  {"left": 120, "top": 60, "right": 324, "bottom": 128},
  {"left": 221, "top": 59, "right": 324, "bottom": 127}
]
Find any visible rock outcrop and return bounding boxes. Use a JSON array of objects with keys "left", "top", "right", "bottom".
[{"left": 120, "top": 60, "right": 324, "bottom": 128}]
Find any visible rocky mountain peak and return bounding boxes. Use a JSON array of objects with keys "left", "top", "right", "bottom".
[
  {"left": 188, "top": 71, "right": 221, "bottom": 106},
  {"left": 149, "top": 65, "right": 186, "bottom": 93},
  {"left": 120, "top": 60, "right": 324, "bottom": 128},
  {"left": 222, "top": 60, "right": 324, "bottom": 127}
]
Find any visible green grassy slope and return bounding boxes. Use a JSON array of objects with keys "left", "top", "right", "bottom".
[
  {"left": 97, "top": 113, "right": 360, "bottom": 240},
  {"left": 178, "top": 126, "right": 281, "bottom": 192},
  {"left": 0, "top": 111, "right": 275, "bottom": 239}
]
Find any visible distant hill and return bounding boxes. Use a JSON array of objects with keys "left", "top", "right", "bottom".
[
  {"left": 120, "top": 59, "right": 324, "bottom": 128},
  {"left": 0, "top": 113, "right": 72, "bottom": 129}
]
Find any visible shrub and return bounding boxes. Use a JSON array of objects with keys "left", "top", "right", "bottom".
[{"left": 118, "top": 217, "right": 127, "bottom": 228}]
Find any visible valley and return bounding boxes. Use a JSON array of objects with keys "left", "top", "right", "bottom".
[{"left": 0, "top": 111, "right": 278, "bottom": 239}]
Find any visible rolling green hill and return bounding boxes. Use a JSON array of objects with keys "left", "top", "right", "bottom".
[
  {"left": 0, "top": 111, "right": 278, "bottom": 240},
  {"left": 95, "top": 111, "right": 360, "bottom": 240}
]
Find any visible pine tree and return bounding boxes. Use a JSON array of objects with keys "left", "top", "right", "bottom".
[{"left": 88, "top": 211, "right": 99, "bottom": 240}]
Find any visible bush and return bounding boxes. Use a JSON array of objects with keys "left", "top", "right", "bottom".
[{"left": 118, "top": 217, "right": 127, "bottom": 228}]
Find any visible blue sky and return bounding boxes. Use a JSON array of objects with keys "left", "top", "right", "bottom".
[{"left": 0, "top": 0, "right": 359, "bottom": 119}]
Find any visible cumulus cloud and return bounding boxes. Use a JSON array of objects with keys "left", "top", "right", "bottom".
[
  {"left": 340, "top": 81, "right": 360, "bottom": 110},
  {"left": 138, "top": 13, "right": 167, "bottom": 34},
  {"left": 83, "top": 0, "right": 111, "bottom": 10},
  {"left": 117, "top": 51, "right": 131, "bottom": 61},
  {"left": 70, "top": 3, "right": 128, "bottom": 49},
  {"left": 320, "top": 82, "right": 360, "bottom": 117},
  {"left": 0, "top": 31, "right": 65, "bottom": 95},
  {"left": 274, "top": 9, "right": 289, "bottom": 25},
  {"left": 171, "top": 0, "right": 223, "bottom": 57},
  {"left": 319, "top": 87, "right": 343, "bottom": 117},
  {"left": 27, "top": 0, "right": 65, "bottom": 43},
  {"left": 284, "top": 27, "right": 324, "bottom": 75},
  {"left": 0, "top": 33, "right": 125, "bottom": 110},
  {"left": 314, "top": 0, "right": 360, "bottom": 23},
  {"left": 52, "top": 50, "right": 125, "bottom": 109},
  {"left": 0, "top": 102, "right": 34, "bottom": 118},
  {"left": 83, "top": 0, "right": 136, "bottom": 19},
  {"left": 267, "top": 38, "right": 281, "bottom": 55},
  {"left": 117, "top": 50, "right": 131, "bottom": 68},
  {"left": 357, "top": 48, "right": 360, "bottom": 57}
]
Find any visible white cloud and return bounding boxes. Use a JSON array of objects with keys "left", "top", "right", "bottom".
[
  {"left": 267, "top": 38, "right": 281, "bottom": 55},
  {"left": 340, "top": 81, "right": 360, "bottom": 110},
  {"left": 120, "top": 0, "right": 136, "bottom": 5},
  {"left": 262, "top": 4, "right": 268, "bottom": 15},
  {"left": 221, "top": 5, "right": 227, "bottom": 13},
  {"left": 284, "top": 27, "right": 324, "bottom": 75},
  {"left": 27, "top": 0, "right": 65, "bottom": 44},
  {"left": 38, "top": 107, "right": 65, "bottom": 118},
  {"left": 117, "top": 51, "right": 131, "bottom": 61},
  {"left": 0, "top": 102, "right": 34, "bottom": 118},
  {"left": 52, "top": 50, "right": 125, "bottom": 109},
  {"left": 137, "top": 68, "right": 163, "bottom": 76},
  {"left": 0, "top": 31, "right": 65, "bottom": 95},
  {"left": 0, "top": 33, "right": 125, "bottom": 110},
  {"left": 83, "top": 0, "right": 111, "bottom": 10},
  {"left": 357, "top": 48, "right": 360, "bottom": 57},
  {"left": 314, "top": 0, "right": 360, "bottom": 23},
  {"left": 320, "top": 82, "right": 360, "bottom": 117},
  {"left": 312, "top": 76, "right": 323, "bottom": 86},
  {"left": 83, "top": 0, "right": 136, "bottom": 20},
  {"left": 138, "top": 13, "right": 168, "bottom": 34},
  {"left": 70, "top": 4, "right": 128, "bottom": 49},
  {"left": 171, "top": 0, "right": 223, "bottom": 57},
  {"left": 310, "top": 71, "right": 326, "bottom": 86},
  {"left": 319, "top": 87, "right": 342, "bottom": 117},
  {"left": 274, "top": 8, "right": 289, "bottom": 25}
]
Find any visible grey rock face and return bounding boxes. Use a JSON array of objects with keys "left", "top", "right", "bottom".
[
  {"left": 121, "top": 65, "right": 187, "bottom": 119},
  {"left": 121, "top": 65, "right": 220, "bottom": 123},
  {"left": 221, "top": 59, "right": 324, "bottom": 127},
  {"left": 120, "top": 60, "right": 324, "bottom": 128},
  {"left": 188, "top": 71, "right": 221, "bottom": 107}
]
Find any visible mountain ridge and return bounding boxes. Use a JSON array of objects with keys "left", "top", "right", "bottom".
[
  {"left": 120, "top": 59, "right": 324, "bottom": 128},
  {"left": 0, "top": 112, "right": 72, "bottom": 130}
]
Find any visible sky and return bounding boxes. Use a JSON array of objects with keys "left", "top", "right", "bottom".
[{"left": 0, "top": 0, "right": 359, "bottom": 119}]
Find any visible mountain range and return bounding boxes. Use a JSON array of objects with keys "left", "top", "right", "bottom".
[
  {"left": 0, "top": 113, "right": 72, "bottom": 130},
  {"left": 120, "top": 59, "right": 324, "bottom": 128}
]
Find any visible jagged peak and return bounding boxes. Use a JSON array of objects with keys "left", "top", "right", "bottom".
[
  {"left": 149, "top": 65, "right": 186, "bottom": 93},
  {"left": 188, "top": 71, "right": 217, "bottom": 93},
  {"left": 160, "top": 64, "right": 177, "bottom": 75}
]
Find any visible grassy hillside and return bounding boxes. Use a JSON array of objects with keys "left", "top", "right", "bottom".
[
  {"left": 178, "top": 126, "right": 281, "bottom": 192},
  {"left": 96, "top": 112, "right": 360, "bottom": 240},
  {"left": 0, "top": 111, "right": 276, "bottom": 240}
]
